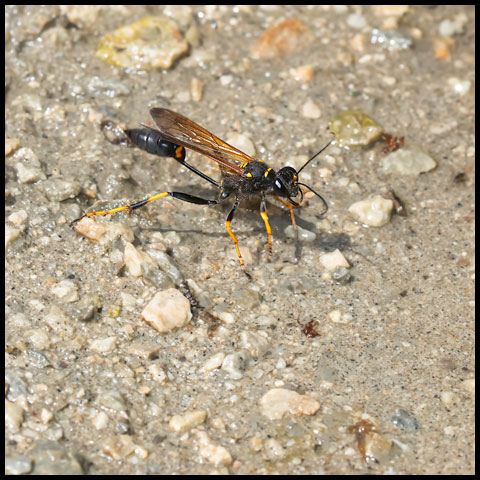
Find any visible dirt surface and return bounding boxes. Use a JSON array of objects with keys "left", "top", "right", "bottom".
[{"left": 5, "top": 5, "right": 475, "bottom": 475}]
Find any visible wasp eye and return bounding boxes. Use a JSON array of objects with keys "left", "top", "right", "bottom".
[{"left": 275, "top": 180, "right": 282, "bottom": 189}]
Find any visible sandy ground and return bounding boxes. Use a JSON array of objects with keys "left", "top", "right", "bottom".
[{"left": 5, "top": 5, "right": 474, "bottom": 475}]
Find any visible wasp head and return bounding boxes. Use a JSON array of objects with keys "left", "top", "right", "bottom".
[{"left": 274, "top": 167, "right": 301, "bottom": 205}]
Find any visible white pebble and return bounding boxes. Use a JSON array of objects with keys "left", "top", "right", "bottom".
[
  {"left": 169, "top": 410, "right": 207, "bottom": 432},
  {"left": 40, "top": 408, "right": 54, "bottom": 424},
  {"left": 123, "top": 242, "right": 151, "bottom": 277},
  {"left": 348, "top": 195, "right": 393, "bottom": 227},
  {"left": 194, "top": 430, "right": 232, "bottom": 466},
  {"left": 5, "top": 226, "right": 21, "bottom": 251},
  {"left": 221, "top": 350, "right": 252, "bottom": 380},
  {"left": 12, "top": 148, "right": 46, "bottom": 183},
  {"left": 301, "top": 98, "right": 321, "bottom": 119},
  {"left": 5, "top": 399, "right": 25, "bottom": 432},
  {"left": 382, "top": 147, "right": 437, "bottom": 175},
  {"left": 347, "top": 13, "right": 367, "bottom": 29},
  {"left": 89, "top": 336, "right": 117, "bottom": 353},
  {"left": 141, "top": 289, "right": 192, "bottom": 333},
  {"left": 260, "top": 388, "right": 320, "bottom": 420},
  {"left": 319, "top": 249, "right": 350, "bottom": 271},
  {"left": 218, "top": 311, "right": 235, "bottom": 324},
  {"left": 202, "top": 352, "right": 226, "bottom": 372},
  {"left": 328, "top": 309, "right": 343, "bottom": 323},
  {"left": 51, "top": 280, "right": 79, "bottom": 303},
  {"left": 447, "top": 77, "right": 471, "bottom": 96},
  {"left": 91, "top": 411, "right": 109, "bottom": 430},
  {"left": 7, "top": 210, "right": 28, "bottom": 226},
  {"left": 239, "top": 330, "right": 269, "bottom": 358},
  {"left": 264, "top": 438, "right": 287, "bottom": 459},
  {"left": 284, "top": 224, "right": 316, "bottom": 242}
]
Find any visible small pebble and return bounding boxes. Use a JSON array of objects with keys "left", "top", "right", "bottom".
[
  {"left": 284, "top": 224, "right": 316, "bottom": 242},
  {"left": 290, "top": 64, "right": 315, "bottom": 83},
  {"left": 123, "top": 242, "right": 152, "bottom": 278},
  {"left": 202, "top": 352, "right": 226, "bottom": 372},
  {"left": 332, "top": 266, "right": 351, "bottom": 284},
  {"left": 5, "top": 226, "right": 22, "bottom": 251},
  {"left": 221, "top": 350, "right": 252, "bottom": 379},
  {"left": 91, "top": 411, "right": 109, "bottom": 430},
  {"left": 27, "top": 442, "right": 84, "bottom": 475},
  {"left": 301, "top": 99, "right": 321, "bottom": 119},
  {"left": 190, "top": 77, "right": 204, "bottom": 102},
  {"left": 346, "top": 13, "right": 367, "bottom": 30},
  {"left": 250, "top": 18, "right": 314, "bottom": 60},
  {"left": 12, "top": 147, "right": 46, "bottom": 183},
  {"left": 391, "top": 408, "right": 420, "bottom": 430},
  {"left": 142, "top": 289, "right": 192, "bottom": 333},
  {"left": 95, "top": 16, "right": 188, "bottom": 70},
  {"left": 72, "top": 217, "right": 134, "bottom": 243},
  {"left": 5, "top": 399, "right": 25, "bottom": 432},
  {"left": 194, "top": 430, "right": 233, "bottom": 466},
  {"left": 447, "top": 77, "right": 471, "bottom": 96},
  {"left": 239, "top": 330, "right": 269, "bottom": 358},
  {"left": 382, "top": 147, "right": 437, "bottom": 176},
  {"left": 438, "top": 13, "right": 468, "bottom": 36},
  {"left": 460, "top": 378, "right": 475, "bottom": 395},
  {"left": 348, "top": 195, "right": 393, "bottom": 227},
  {"left": 8, "top": 209, "right": 28, "bottom": 227},
  {"left": 264, "top": 438, "right": 287, "bottom": 459},
  {"left": 101, "top": 435, "right": 137, "bottom": 461},
  {"left": 319, "top": 249, "right": 350, "bottom": 271},
  {"left": 42, "top": 176, "right": 81, "bottom": 202},
  {"left": 72, "top": 217, "right": 107, "bottom": 241},
  {"left": 89, "top": 336, "right": 117, "bottom": 353},
  {"left": 51, "top": 280, "right": 79, "bottom": 303},
  {"left": 329, "top": 110, "right": 383, "bottom": 147},
  {"left": 260, "top": 388, "right": 320, "bottom": 420},
  {"left": 370, "top": 5, "right": 410, "bottom": 18},
  {"left": 5, "top": 456, "right": 33, "bottom": 475},
  {"left": 328, "top": 309, "right": 350, "bottom": 324},
  {"left": 169, "top": 410, "right": 207, "bottom": 432},
  {"left": 5, "top": 138, "right": 21, "bottom": 156}
]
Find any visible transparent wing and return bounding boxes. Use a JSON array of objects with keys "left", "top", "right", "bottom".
[{"left": 150, "top": 108, "right": 256, "bottom": 175}]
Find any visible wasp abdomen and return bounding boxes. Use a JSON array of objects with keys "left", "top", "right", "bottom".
[{"left": 125, "top": 127, "right": 183, "bottom": 159}]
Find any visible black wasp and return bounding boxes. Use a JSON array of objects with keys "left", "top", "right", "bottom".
[{"left": 72, "top": 108, "right": 331, "bottom": 274}]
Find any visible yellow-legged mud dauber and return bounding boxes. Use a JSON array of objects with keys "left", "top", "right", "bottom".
[{"left": 72, "top": 108, "right": 332, "bottom": 276}]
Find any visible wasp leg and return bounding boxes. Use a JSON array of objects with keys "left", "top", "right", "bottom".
[
  {"left": 225, "top": 196, "right": 250, "bottom": 276},
  {"left": 273, "top": 196, "right": 299, "bottom": 239},
  {"left": 70, "top": 191, "right": 218, "bottom": 226},
  {"left": 175, "top": 156, "right": 220, "bottom": 188},
  {"left": 260, "top": 194, "right": 273, "bottom": 260}
]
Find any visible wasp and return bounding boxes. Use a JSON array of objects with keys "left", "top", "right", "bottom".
[{"left": 72, "top": 108, "right": 331, "bottom": 274}]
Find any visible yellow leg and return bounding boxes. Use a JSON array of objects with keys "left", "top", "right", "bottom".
[
  {"left": 71, "top": 192, "right": 170, "bottom": 225},
  {"left": 288, "top": 204, "right": 298, "bottom": 238},
  {"left": 259, "top": 195, "right": 272, "bottom": 259},
  {"left": 274, "top": 195, "right": 298, "bottom": 238},
  {"left": 71, "top": 190, "right": 220, "bottom": 227},
  {"left": 225, "top": 197, "right": 251, "bottom": 276},
  {"left": 225, "top": 219, "right": 245, "bottom": 271}
]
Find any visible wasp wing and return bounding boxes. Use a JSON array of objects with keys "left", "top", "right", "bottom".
[{"left": 150, "top": 108, "right": 256, "bottom": 175}]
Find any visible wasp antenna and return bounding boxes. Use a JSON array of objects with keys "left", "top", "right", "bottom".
[
  {"left": 297, "top": 182, "right": 328, "bottom": 215},
  {"left": 297, "top": 138, "right": 334, "bottom": 174}
]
